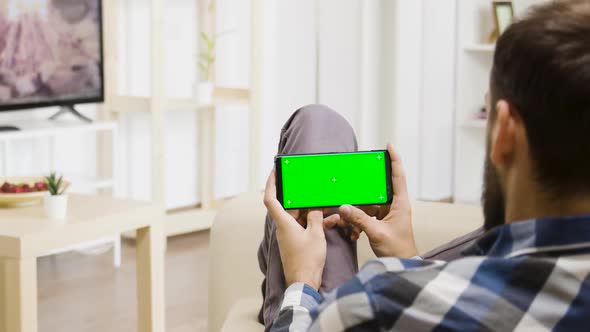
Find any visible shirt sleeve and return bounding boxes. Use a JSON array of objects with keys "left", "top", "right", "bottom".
[
  {"left": 271, "top": 257, "right": 444, "bottom": 332},
  {"left": 270, "top": 283, "right": 322, "bottom": 332}
]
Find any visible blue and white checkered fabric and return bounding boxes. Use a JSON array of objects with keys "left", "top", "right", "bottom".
[{"left": 271, "top": 216, "right": 590, "bottom": 331}]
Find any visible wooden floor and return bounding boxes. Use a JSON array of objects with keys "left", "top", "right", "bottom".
[{"left": 38, "top": 231, "right": 210, "bottom": 332}]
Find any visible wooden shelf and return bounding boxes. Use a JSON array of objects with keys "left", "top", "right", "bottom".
[
  {"left": 461, "top": 119, "right": 487, "bottom": 129},
  {"left": 0, "top": 120, "right": 117, "bottom": 140},
  {"left": 111, "top": 87, "right": 250, "bottom": 113},
  {"left": 103, "top": 0, "right": 262, "bottom": 239},
  {"left": 213, "top": 87, "right": 250, "bottom": 101},
  {"left": 463, "top": 43, "right": 495, "bottom": 53},
  {"left": 111, "top": 95, "right": 151, "bottom": 113}
]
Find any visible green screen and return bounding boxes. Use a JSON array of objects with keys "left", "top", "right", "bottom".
[{"left": 278, "top": 151, "right": 390, "bottom": 209}]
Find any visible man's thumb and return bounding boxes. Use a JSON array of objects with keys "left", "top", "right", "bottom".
[{"left": 307, "top": 209, "right": 324, "bottom": 234}]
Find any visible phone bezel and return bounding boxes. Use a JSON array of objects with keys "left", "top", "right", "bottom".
[{"left": 274, "top": 150, "right": 394, "bottom": 210}]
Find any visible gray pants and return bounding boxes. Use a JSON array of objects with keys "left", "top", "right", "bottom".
[{"left": 257, "top": 105, "right": 484, "bottom": 330}]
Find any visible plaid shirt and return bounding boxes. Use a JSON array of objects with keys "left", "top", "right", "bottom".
[{"left": 271, "top": 215, "right": 590, "bottom": 331}]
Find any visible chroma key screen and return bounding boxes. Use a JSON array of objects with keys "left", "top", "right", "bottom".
[{"left": 275, "top": 150, "right": 392, "bottom": 209}]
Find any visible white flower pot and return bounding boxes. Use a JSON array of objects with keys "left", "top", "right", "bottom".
[
  {"left": 44, "top": 193, "right": 68, "bottom": 222},
  {"left": 198, "top": 81, "right": 214, "bottom": 104}
]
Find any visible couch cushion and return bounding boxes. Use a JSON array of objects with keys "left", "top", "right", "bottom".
[{"left": 221, "top": 298, "right": 264, "bottom": 332}]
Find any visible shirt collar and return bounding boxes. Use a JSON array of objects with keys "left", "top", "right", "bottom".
[{"left": 463, "top": 214, "right": 590, "bottom": 258}]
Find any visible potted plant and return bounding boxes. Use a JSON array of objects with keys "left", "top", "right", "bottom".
[
  {"left": 43, "top": 172, "right": 69, "bottom": 221},
  {"left": 198, "top": 31, "right": 216, "bottom": 104}
]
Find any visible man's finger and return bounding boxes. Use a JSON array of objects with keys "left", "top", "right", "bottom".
[
  {"left": 323, "top": 214, "right": 341, "bottom": 229},
  {"left": 387, "top": 143, "right": 409, "bottom": 200},
  {"left": 263, "top": 170, "right": 296, "bottom": 229},
  {"left": 339, "top": 205, "right": 374, "bottom": 232},
  {"left": 351, "top": 226, "right": 362, "bottom": 241}
]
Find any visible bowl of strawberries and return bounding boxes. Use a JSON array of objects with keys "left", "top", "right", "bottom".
[{"left": 0, "top": 177, "right": 51, "bottom": 207}]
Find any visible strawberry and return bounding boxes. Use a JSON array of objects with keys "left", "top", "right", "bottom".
[
  {"left": 1, "top": 182, "right": 10, "bottom": 193},
  {"left": 21, "top": 184, "right": 32, "bottom": 193},
  {"left": 34, "top": 182, "right": 48, "bottom": 191}
]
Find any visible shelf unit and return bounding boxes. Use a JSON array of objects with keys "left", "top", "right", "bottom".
[
  {"left": 0, "top": 120, "right": 118, "bottom": 191},
  {"left": 0, "top": 120, "right": 122, "bottom": 267},
  {"left": 101, "top": 0, "right": 263, "bottom": 236},
  {"left": 454, "top": 0, "right": 547, "bottom": 204},
  {"left": 454, "top": 1, "right": 493, "bottom": 204}
]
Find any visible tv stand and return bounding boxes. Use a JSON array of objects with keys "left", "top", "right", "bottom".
[
  {"left": 49, "top": 105, "right": 93, "bottom": 123},
  {"left": 0, "top": 126, "right": 20, "bottom": 132}
]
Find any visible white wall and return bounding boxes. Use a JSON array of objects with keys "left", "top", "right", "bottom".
[
  {"left": 257, "top": 0, "right": 349, "bottom": 189},
  {"left": 378, "top": 0, "right": 457, "bottom": 200},
  {"left": 256, "top": 0, "right": 318, "bottom": 189},
  {"left": 389, "top": 0, "right": 424, "bottom": 197},
  {"left": 419, "top": 0, "right": 457, "bottom": 200},
  {"left": 318, "top": 0, "right": 362, "bottom": 129},
  {"left": 213, "top": 0, "right": 251, "bottom": 199}
]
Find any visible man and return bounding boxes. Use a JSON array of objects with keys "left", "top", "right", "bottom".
[{"left": 262, "top": 0, "right": 590, "bottom": 330}]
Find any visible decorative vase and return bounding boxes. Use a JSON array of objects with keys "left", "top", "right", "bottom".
[
  {"left": 198, "top": 81, "right": 214, "bottom": 104},
  {"left": 44, "top": 193, "right": 68, "bottom": 222}
]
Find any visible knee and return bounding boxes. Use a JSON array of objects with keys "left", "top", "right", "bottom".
[{"left": 294, "top": 104, "right": 340, "bottom": 124}]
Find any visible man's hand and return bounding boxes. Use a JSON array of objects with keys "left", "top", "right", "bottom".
[
  {"left": 264, "top": 170, "right": 335, "bottom": 290},
  {"left": 326, "top": 144, "right": 418, "bottom": 258}
]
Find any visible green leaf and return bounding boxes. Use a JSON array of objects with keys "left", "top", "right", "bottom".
[
  {"left": 199, "top": 53, "right": 215, "bottom": 62},
  {"left": 200, "top": 32, "right": 215, "bottom": 51},
  {"left": 48, "top": 183, "right": 57, "bottom": 195},
  {"left": 200, "top": 31, "right": 211, "bottom": 44},
  {"left": 56, "top": 176, "right": 63, "bottom": 192},
  {"left": 45, "top": 172, "right": 65, "bottom": 195}
]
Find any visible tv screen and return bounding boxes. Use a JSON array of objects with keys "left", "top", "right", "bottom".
[{"left": 0, "top": 0, "right": 103, "bottom": 112}]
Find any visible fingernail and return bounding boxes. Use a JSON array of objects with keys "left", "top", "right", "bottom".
[{"left": 340, "top": 205, "right": 351, "bottom": 217}]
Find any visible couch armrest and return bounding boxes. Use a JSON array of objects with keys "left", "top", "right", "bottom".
[
  {"left": 209, "top": 192, "right": 267, "bottom": 332},
  {"left": 412, "top": 200, "right": 483, "bottom": 254}
]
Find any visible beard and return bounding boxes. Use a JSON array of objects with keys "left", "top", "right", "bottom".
[{"left": 482, "top": 147, "right": 506, "bottom": 231}]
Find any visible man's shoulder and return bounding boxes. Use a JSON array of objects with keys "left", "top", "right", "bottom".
[{"left": 360, "top": 254, "right": 560, "bottom": 283}]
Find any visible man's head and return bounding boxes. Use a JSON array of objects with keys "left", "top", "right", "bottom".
[{"left": 483, "top": 0, "right": 590, "bottom": 230}]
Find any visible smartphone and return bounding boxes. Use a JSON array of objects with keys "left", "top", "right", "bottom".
[{"left": 275, "top": 150, "right": 393, "bottom": 209}]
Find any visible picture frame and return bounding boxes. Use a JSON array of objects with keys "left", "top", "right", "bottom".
[{"left": 493, "top": 1, "right": 515, "bottom": 35}]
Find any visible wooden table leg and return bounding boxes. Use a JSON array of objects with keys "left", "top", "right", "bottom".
[
  {"left": 136, "top": 223, "right": 165, "bottom": 332},
  {"left": 1, "top": 257, "right": 37, "bottom": 332}
]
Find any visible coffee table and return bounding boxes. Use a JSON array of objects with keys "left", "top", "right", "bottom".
[{"left": 0, "top": 194, "right": 165, "bottom": 332}]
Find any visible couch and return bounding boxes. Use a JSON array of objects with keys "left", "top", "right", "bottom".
[{"left": 208, "top": 192, "right": 483, "bottom": 332}]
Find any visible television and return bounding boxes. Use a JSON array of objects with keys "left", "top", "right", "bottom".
[{"left": 0, "top": 0, "right": 104, "bottom": 124}]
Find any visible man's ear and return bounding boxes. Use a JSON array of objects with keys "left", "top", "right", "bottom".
[{"left": 490, "top": 100, "right": 518, "bottom": 169}]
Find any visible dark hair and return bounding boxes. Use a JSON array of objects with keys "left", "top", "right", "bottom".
[{"left": 491, "top": 0, "right": 590, "bottom": 197}]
